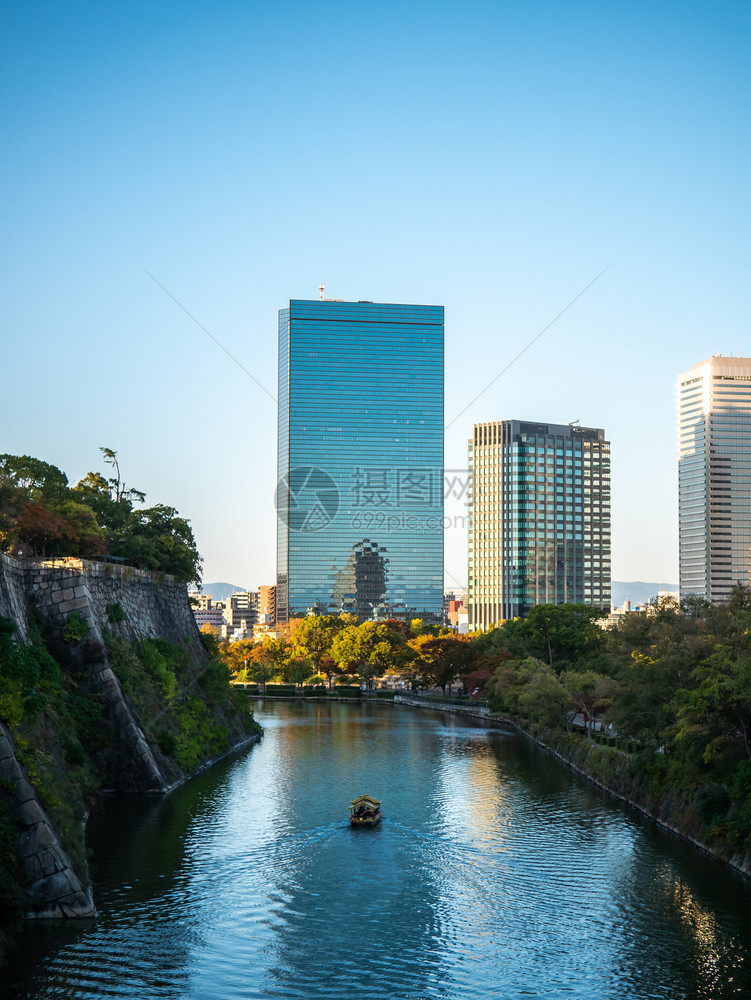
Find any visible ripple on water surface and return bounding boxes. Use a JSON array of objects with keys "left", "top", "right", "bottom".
[{"left": 5, "top": 702, "right": 751, "bottom": 1000}]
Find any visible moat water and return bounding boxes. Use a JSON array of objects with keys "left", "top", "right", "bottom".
[{"left": 5, "top": 700, "right": 751, "bottom": 999}]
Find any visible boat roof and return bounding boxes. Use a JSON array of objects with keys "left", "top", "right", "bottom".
[{"left": 350, "top": 794, "right": 380, "bottom": 807}]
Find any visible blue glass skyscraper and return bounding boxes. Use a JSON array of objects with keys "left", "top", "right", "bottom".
[{"left": 276, "top": 299, "right": 444, "bottom": 622}]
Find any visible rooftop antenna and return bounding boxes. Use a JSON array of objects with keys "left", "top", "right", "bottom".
[{"left": 319, "top": 282, "right": 325, "bottom": 300}]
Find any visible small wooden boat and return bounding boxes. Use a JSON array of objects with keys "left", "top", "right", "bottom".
[{"left": 349, "top": 794, "right": 381, "bottom": 826}]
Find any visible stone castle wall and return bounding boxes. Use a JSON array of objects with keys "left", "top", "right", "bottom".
[
  {"left": 0, "top": 553, "right": 205, "bottom": 918},
  {"left": 0, "top": 554, "right": 201, "bottom": 650},
  {"left": 0, "top": 553, "right": 31, "bottom": 642}
]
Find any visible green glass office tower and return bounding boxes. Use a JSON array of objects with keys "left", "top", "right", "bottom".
[
  {"left": 468, "top": 419, "right": 611, "bottom": 630},
  {"left": 679, "top": 355, "right": 751, "bottom": 601},
  {"left": 276, "top": 299, "right": 444, "bottom": 622}
]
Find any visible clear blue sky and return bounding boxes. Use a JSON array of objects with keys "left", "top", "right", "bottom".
[{"left": 2, "top": 1, "right": 749, "bottom": 591}]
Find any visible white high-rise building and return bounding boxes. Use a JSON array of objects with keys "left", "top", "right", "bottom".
[{"left": 679, "top": 355, "right": 751, "bottom": 602}]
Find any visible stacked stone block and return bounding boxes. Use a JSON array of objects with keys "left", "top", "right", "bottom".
[
  {"left": 0, "top": 723, "right": 95, "bottom": 918},
  {"left": 0, "top": 553, "right": 207, "bottom": 918}
]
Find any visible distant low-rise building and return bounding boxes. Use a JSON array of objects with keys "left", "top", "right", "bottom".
[
  {"left": 444, "top": 590, "right": 469, "bottom": 633},
  {"left": 258, "top": 585, "right": 277, "bottom": 624},
  {"left": 191, "top": 594, "right": 227, "bottom": 631},
  {"left": 601, "top": 591, "right": 679, "bottom": 628},
  {"left": 224, "top": 591, "right": 259, "bottom": 633}
]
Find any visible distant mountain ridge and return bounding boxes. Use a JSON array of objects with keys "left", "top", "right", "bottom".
[
  {"left": 198, "top": 582, "right": 247, "bottom": 601},
  {"left": 611, "top": 581, "right": 678, "bottom": 607}
]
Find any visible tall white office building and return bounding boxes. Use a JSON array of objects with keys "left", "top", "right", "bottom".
[{"left": 679, "top": 355, "right": 751, "bottom": 602}]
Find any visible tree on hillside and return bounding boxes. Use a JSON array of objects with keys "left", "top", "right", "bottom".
[
  {"left": 113, "top": 504, "right": 202, "bottom": 584},
  {"left": 488, "top": 658, "right": 542, "bottom": 716},
  {"left": 500, "top": 604, "right": 605, "bottom": 675},
  {"left": 671, "top": 646, "right": 751, "bottom": 769},
  {"left": 605, "top": 601, "right": 709, "bottom": 749},
  {"left": 98, "top": 447, "right": 146, "bottom": 505},
  {"left": 0, "top": 455, "right": 105, "bottom": 558},
  {"left": 16, "top": 498, "right": 105, "bottom": 558},
  {"left": 0, "top": 449, "right": 203, "bottom": 582},
  {"left": 518, "top": 665, "right": 567, "bottom": 726},
  {"left": 561, "top": 670, "right": 620, "bottom": 739},
  {"left": 0, "top": 455, "right": 70, "bottom": 500},
  {"left": 75, "top": 450, "right": 201, "bottom": 584}
]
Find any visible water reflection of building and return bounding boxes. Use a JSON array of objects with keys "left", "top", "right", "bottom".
[{"left": 331, "top": 539, "right": 389, "bottom": 618}]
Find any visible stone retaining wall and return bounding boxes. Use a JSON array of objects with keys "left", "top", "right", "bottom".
[
  {"left": 6, "top": 555, "right": 200, "bottom": 650},
  {"left": 0, "top": 553, "right": 207, "bottom": 918},
  {"left": 0, "top": 553, "right": 31, "bottom": 642},
  {"left": 0, "top": 723, "right": 95, "bottom": 918}
]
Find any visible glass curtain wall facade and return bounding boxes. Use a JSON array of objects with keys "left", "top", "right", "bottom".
[
  {"left": 468, "top": 420, "right": 611, "bottom": 630},
  {"left": 679, "top": 356, "right": 751, "bottom": 602},
  {"left": 277, "top": 300, "right": 443, "bottom": 622}
]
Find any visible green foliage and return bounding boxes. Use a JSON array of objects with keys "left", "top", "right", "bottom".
[
  {"left": 174, "top": 697, "right": 230, "bottom": 770},
  {"left": 0, "top": 616, "right": 108, "bottom": 929},
  {"left": 156, "top": 727, "right": 178, "bottom": 757},
  {"left": 695, "top": 783, "right": 730, "bottom": 826},
  {"left": 481, "top": 595, "right": 751, "bottom": 860},
  {"left": 0, "top": 616, "right": 257, "bottom": 961},
  {"left": 106, "top": 635, "right": 255, "bottom": 779},
  {"left": 0, "top": 448, "right": 202, "bottom": 584},
  {"left": 408, "top": 634, "right": 474, "bottom": 694},
  {"left": 0, "top": 798, "right": 24, "bottom": 948},
  {"left": 285, "top": 657, "right": 314, "bottom": 690},
  {"left": 198, "top": 628, "right": 219, "bottom": 656},
  {"left": 136, "top": 640, "right": 180, "bottom": 702},
  {"left": 489, "top": 604, "right": 606, "bottom": 675},
  {"left": 105, "top": 602, "right": 126, "bottom": 624},
  {"left": 0, "top": 454, "right": 70, "bottom": 504},
  {"left": 62, "top": 611, "right": 89, "bottom": 643},
  {"left": 199, "top": 657, "right": 233, "bottom": 706},
  {"left": 264, "top": 684, "right": 297, "bottom": 696},
  {"left": 290, "top": 615, "right": 347, "bottom": 668},
  {"left": 328, "top": 620, "right": 413, "bottom": 691},
  {"left": 0, "top": 617, "right": 63, "bottom": 727}
]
